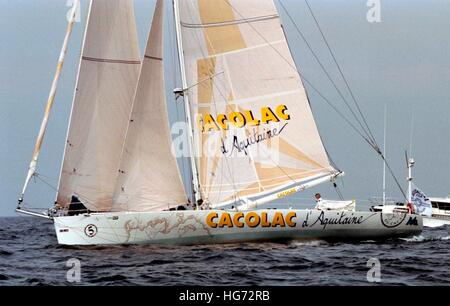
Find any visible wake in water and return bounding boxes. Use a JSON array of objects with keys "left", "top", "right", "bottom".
[
  {"left": 289, "top": 240, "right": 326, "bottom": 247},
  {"left": 400, "top": 227, "right": 450, "bottom": 242}
]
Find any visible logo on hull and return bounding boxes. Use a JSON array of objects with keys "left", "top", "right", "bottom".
[
  {"left": 84, "top": 224, "right": 98, "bottom": 237},
  {"left": 380, "top": 212, "right": 407, "bottom": 228},
  {"left": 206, "top": 211, "right": 297, "bottom": 229},
  {"left": 406, "top": 217, "right": 419, "bottom": 226}
]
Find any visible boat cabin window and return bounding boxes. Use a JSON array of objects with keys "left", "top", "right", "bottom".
[{"left": 431, "top": 201, "right": 450, "bottom": 211}]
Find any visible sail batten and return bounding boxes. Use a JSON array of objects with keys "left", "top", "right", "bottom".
[
  {"left": 56, "top": 0, "right": 141, "bottom": 211},
  {"left": 177, "top": 0, "right": 336, "bottom": 206}
]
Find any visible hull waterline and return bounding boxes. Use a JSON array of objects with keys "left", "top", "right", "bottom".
[{"left": 53, "top": 209, "right": 423, "bottom": 246}]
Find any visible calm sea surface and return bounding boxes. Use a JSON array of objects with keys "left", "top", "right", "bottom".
[{"left": 0, "top": 217, "right": 448, "bottom": 286}]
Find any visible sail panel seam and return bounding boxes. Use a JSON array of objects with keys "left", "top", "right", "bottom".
[
  {"left": 202, "top": 40, "right": 285, "bottom": 60},
  {"left": 181, "top": 14, "right": 279, "bottom": 29},
  {"left": 201, "top": 167, "right": 331, "bottom": 188},
  {"left": 144, "top": 55, "right": 163, "bottom": 61},
  {"left": 82, "top": 56, "right": 141, "bottom": 65},
  {"left": 194, "top": 89, "right": 302, "bottom": 108}
]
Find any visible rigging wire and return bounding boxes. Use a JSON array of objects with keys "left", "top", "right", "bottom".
[
  {"left": 34, "top": 173, "right": 58, "bottom": 192},
  {"left": 381, "top": 154, "right": 408, "bottom": 200},
  {"left": 220, "top": 0, "right": 382, "bottom": 198},
  {"left": 333, "top": 183, "right": 345, "bottom": 201},
  {"left": 224, "top": 1, "right": 378, "bottom": 152},
  {"left": 181, "top": 1, "right": 246, "bottom": 203},
  {"left": 277, "top": 0, "right": 408, "bottom": 201},
  {"left": 324, "top": 147, "right": 341, "bottom": 173},
  {"left": 278, "top": 0, "right": 378, "bottom": 150},
  {"left": 196, "top": 40, "right": 304, "bottom": 201},
  {"left": 303, "top": 0, "right": 379, "bottom": 148}
]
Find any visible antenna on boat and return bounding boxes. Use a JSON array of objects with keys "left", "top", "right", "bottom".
[
  {"left": 18, "top": 1, "right": 80, "bottom": 209},
  {"left": 406, "top": 110, "right": 416, "bottom": 205},
  {"left": 406, "top": 151, "right": 415, "bottom": 205}
]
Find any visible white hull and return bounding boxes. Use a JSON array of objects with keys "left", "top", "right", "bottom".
[
  {"left": 423, "top": 216, "right": 450, "bottom": 228},
  {"left": 54, "top": 209, "right": 422, "bottom": 246}
]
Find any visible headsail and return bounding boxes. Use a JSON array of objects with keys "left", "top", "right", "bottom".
[
  {"left": 57, "top": 0, "right": 141, "bottom": 211},
  {"left": 112, "top": 0, "right": 188, "bottom": 212},
  {"left": 175, "top": 0, "right": 337, "bottom": 206}
]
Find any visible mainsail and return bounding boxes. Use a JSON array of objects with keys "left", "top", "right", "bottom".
[
  {"left": 57, "top": 0, "right": 141, "bottom": 211},
  {"left": 175, "top": 0, "right": 337, "bottom": 206},
  {"left": 112, "top": 0, "right": 188, "bottom": 212}
]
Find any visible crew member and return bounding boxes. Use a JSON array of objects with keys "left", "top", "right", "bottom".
[
  {"left": 314, "top": 193, "right": 323, "bottom": 210},
  {"left": 407, "top": 202, "right": 415, "bottom": 214},
  {"left": 315, "top": 193, "right": 323, "bottom": 203}
]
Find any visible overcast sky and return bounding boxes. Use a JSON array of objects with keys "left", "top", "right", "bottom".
[{"left": 1, "top": 0, "right": 449, "bottom": 216}]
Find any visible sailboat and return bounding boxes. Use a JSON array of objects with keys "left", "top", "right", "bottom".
[{"left": 17, "top": 0, "right": 422, "bottom": 245}]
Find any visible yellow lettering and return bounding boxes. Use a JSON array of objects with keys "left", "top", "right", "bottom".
[
  {"left": 245, "top": 212, "right": 261, "bottom": 228},
  {"left": 233, "top": 212, "right": 244, "bottom": 228},
  {"left": 206, "top": 212, "right": 218, "bottom": 228},
  {"left": 261, "top": 212, "right": 271, "bottom": 227},
  {"left": 198, "top": 105, "right": 291, "bottom": 131},
  {"left": 261, "top": 107, "right": 280, "bottom": 124},
  {"left": 208, "top": 211, "right": 296, "bottom": 229},
  {"left": 277, "top": 188, "right": 296, "bottom": 199},
  {"left": 243, "top": 110, "right": 260, "bottom": 127},
  {"left": 217, "top": 114, "right": 229, "bottom": 130},
  {"left": 218, "top": 212, "right": 233, "bottom": 228},
  {"left": 271, "top": 212, "right": 286, "bottom": 228},
  {"left": 286, "top": 212, "right": 297, "bottom": 227},
  {"left": 203, "top": 114, "right": 220, "bottom": 132},
  {"left": 229, "top": 112, "right": 246, "bottom": 128},
  {"left": 276, "top": 105, "right": 290, "bottom": 121}
]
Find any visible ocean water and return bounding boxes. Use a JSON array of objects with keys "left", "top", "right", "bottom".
[{"left": 0, "top": 217, "right": 448, "bottom": 286}]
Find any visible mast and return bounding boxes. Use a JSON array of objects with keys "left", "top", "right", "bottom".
[
  {"left": 172, "top": 0, "right": 202, "bottom": 206},
  {"left": 18, "top": 0, "right": 80, "bottom": 207}
]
